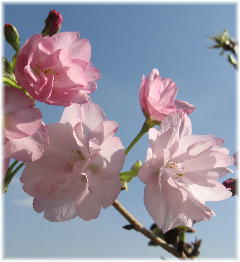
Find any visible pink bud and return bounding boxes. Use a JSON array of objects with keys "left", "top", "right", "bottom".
[
  {"left": 42, "top": 10, "right": 63, "bottom": 36},
  {"left": 223, "top": 178, "right": 236, "bottom": 196}
]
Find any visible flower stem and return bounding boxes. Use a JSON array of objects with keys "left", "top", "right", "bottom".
[
  {"left": 4, "top": 161, "right": 24, "bottom": 192},
  {"left": 125, "top": 118, "right": 158, "bottom": 155},
  {"left": 112, "top": 200, "right": 187, "bottom": 258},
  {"left": 6, "top": 159, "right": 18, "bottom": 175}
]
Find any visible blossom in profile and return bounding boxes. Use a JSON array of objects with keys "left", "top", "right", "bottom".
[
  {"left": 15, "top": 32, "right": 100, "bottom": 106},
  {"left": 138, "top": 111, "right": 233, "bottom": 233},
  {"left": 4, "top": 86, "right": 48, "bottom": 173},
  {"left": 21, "top": 101, "right": 125, "bottom": 222},
  {"left": 139, "top": 69, "right": 195, "bottom": 122}
]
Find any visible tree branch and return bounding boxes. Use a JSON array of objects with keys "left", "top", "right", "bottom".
[{"left": 113, "top": 200, "right": 187, "bottom": 259}]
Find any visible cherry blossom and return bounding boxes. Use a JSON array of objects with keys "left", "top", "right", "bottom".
[
  {"left": 138, "top": 111, "right": 233, "bottom": 233},
  {"left": 4, "top": 86, "right": 48, "bottom": 173},
  {"left": 15, "top": 32, "right": 100, "bottom": 106},
  {"left": 20, "top": 101, "right": 125, "bottom": 222},
  {"left": 139, "top": 69, "right": 195, "bottom": 122}
]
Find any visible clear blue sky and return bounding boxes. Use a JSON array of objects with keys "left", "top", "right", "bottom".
[{"left": 3, "top": 3, "right": 236, "bottom": 259}]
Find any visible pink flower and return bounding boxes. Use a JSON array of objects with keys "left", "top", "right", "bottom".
[
  {"left": 15, "top": 32, "right": 100, "bottom": 106},
  {"left": 139, "top": 69, "right": 195, "bottom": 122},
  {"left": 138, "top": 111, "right": 233, "bottom": 233},
  {"left": 4, "top": 86, "right": 48, "bottom": 173},
  {"left": 20, "top": 101, "right": 125, "bottom": 222}
]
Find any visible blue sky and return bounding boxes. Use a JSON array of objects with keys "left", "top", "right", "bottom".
[{"left": 3, "top": 3, "right": 236, "bottom": 259}]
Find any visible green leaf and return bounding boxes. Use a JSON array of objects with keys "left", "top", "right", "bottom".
[
  {"left": 3, "top": 57, "right": 13, "bottom": 74},
  {"left": 2, "top": 76, "right": 19, "bottom": 89}
]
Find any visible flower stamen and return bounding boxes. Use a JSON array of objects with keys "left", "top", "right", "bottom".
[{"left": 167, "top": 161, "right": 184, "bottom": 179}]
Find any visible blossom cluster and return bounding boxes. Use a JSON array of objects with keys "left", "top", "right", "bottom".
[{"left": 3, "top": 10, "right": 235, "bottom": 233}]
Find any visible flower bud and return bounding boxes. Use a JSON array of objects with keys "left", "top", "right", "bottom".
[
  {"left": 42, "top": 10, "right": 63, "bottom": 36},
  {"left": 131, "top": 160, "right": 142, "bottom": 173},
  {"left": 223, "top": 178, "right": 236, "bottom": 196},
  {"left": 4, "top": 24, "right": 20, "bottom": 52}
]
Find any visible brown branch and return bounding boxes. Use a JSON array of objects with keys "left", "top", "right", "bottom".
[{"left": 113, "top": 200, "right": 187, "bottom": 259}]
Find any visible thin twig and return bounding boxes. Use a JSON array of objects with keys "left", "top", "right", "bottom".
[{"left": 113, "top": 200, "right": 187, "bottom": 259}]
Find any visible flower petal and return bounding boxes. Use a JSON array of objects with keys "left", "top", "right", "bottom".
[
  {"left": 5, "top": 108, "right": 42, "bottom": 139},
  {"left": 10, "top": 124, "right": 49, "bottom": 162}
]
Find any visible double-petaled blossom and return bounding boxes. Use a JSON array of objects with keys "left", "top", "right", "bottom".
[
  {"left": 138, "top": 111, "right": 233, "bottom": 233},
  {"left": 139, "top": 69, "right": 195, "bottom": 122},
  {"left": 15, "top": 32, "right": 100, "bottom": 106},
  {"left": 4, "top": 86, "right": 48, "bottom": 174},
  {"left": 20, "top": 101, "right": 125, "bottom": 222}
]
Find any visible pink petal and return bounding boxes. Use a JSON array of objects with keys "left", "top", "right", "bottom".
[
  {"left": 69, "top": 39, "right": 91, "bottom": 61},
  {"left": 181, "top": 176, "right": 232, "bottom": 202},
  {"left": 84, "top": 64, "right": 101, "bottom": 83},
  {"left": 93, "top": 136, "right": 125, "bottom": 177},
  {"left": 90, "top": 120, "right": 118, "bottom": 144},
  {"left": 5, "top": 108, "right": 42, "bottom": 139},
  {"left": 49, "top": 32, "right": 80, "bottom": 51},
  {"left": 4, "top": 138, "right": 12, "bottom": 158},
  {"left": 149, "top": 111, "right": 186, "bottom": 156},
  {"left": 177, "top": 185, "right": 215, "bottom": 222},
  {"left": 35, "top": 123, "right": 80, "bottom": 170},
  {"left": 60, "top": 101, "right": 106, "bottom": 131},
  {"left": 183, "top": 150, "right": 234, "bottom": 173},
  {"left": 87, "top": 173, "right": 121, "bottom": 208},
  {"left": 144, "top": 175, "right": 183, "bottom": 233},
  {"left": 75, "top": 187, "right": 101, "bottom": 220},
  {"left": 175, "top": 99, "right": 195, "bottom": 115},
  {"left": 4, "top": 86, "right": 34, "bottom": 114},
  {"left": 33, "top": 198, "right": 77, "bottom": 222},
  {"left": 10, "top": 124, "right": 49, "bottom": 162},
  {"left": 138, "top": 149, "right": 170, "bottom": 184}
]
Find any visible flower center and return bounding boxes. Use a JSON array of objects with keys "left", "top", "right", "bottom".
[
  {"left": 67, "top": 149, "right": 86, "bottom": 169},
  {"left": 166, "top": 161, "right": 184, "bottom": 179},
  {"left": 33, "top": 65, "right": 58, "bottom": 76}
]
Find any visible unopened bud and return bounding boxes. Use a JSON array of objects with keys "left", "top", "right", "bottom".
[
  {"left": 42, "top": 10, "right": 63, "bottom": 36},
  {"left": 4, "top": 24, "right": 20, "bottom": 52},
  {"left": 223, "top": 178, "right": 236, "bottom": 196},
  {"left": 131, "top": 160, "right": 142, "bottom": 173}
]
